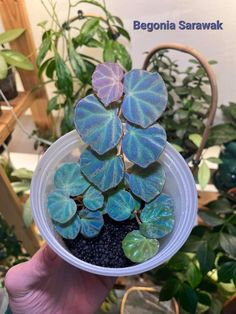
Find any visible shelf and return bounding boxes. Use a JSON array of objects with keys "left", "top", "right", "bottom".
[{"left": 0, "top": 91, "right": 34, "bottom": 146}]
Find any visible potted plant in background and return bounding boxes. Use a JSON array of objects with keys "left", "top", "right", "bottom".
[
  {"left": 0, "top": 28, "right": 33, "bottom": 102},
  {"left": 148, "top": 189, "right": 236, "bottom": 314},
  {"left": 35, "top": 0, "right": 132, "bottom": 143},
  {"left": 31, "top": 62, "right": 197, "bottom": 276}
]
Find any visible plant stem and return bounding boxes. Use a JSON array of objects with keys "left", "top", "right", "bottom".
[{"left": 134, "top": 210, "right": 142, "bottom": 225}]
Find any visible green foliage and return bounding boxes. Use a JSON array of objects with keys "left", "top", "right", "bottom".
[
  {"left": 0, "top": 28, "right": 33, "bottom": 79},
  {"left": 48, "top": 62, "right": 175, "bottom": 264},
  {"left": 207, "top": 123, "right": 236, "bottom": 146},
  {"left": 213, "top": 141, "right": 236, "bottom": 191},
  {"left": 1, "top": 50, "right": 34, "bottom": 71},
  {"left": 122, "top": 230, "right": 160, "bottom": 263},
  {"left": 10, "top": 168, "right": 33, "bottom": 195},
  {"left": 0, "top": 214, "right": 29, "bottom": 285},
  {"left": 208, "top": 102, "right": 236, "bottom": 146},
  {"left": 0, "top": 28, "right": 25, "bottom": 45},
  {"left": 0, "top": 55, "right": 8, "bottom": 79},
  {"left": 37, "top": 0, "right": 131, "bottom": 135},
  {"left": 148, "top": 193, "right": 236, "bottom": 314},
  {"left": 189, "top": 133, "right": 202, "bottom": 148},
  {"left": 23, "top": 198, "right": 33, "bottom": 228},
  {"left": 197, "top": 161, "right": 210, "bottom": 191},
  {"left": 146, "top": 49, "right": 214, "bottom": 159}
]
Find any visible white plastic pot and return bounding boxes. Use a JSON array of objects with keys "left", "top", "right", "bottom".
[{"left": 31, "top": 130, "right": 197, "bottom": 277}]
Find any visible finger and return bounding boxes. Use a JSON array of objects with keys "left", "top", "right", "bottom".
[{"left": 5, "top": 245, "right": 60, "bottom": 296}]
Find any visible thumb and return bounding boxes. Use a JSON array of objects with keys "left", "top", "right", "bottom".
[{"left": 5, "top": 245, "right": 60, "bottom": 296}]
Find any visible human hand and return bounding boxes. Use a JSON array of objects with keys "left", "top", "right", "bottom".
[{"left": 5, "top": 245, "right": 116, "bottom": 314}]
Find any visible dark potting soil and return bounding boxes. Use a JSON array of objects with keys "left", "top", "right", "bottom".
[{"left": 63, "top": 214, "right": 139, "bottom": 268}]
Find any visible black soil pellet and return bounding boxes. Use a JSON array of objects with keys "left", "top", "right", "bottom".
[{"left": 64, "top": 214, "right": 139, "bottom": 268}]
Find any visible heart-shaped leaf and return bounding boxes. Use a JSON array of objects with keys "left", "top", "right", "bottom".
[
  {"left": 48, "top": 191, "right": 77, "bottom": 224},
  {"left": 54, "top": 214, "right": 81, "bottom": 239},
  {"left": 122, "top": 123, "right": 167, "bottom": 168},
  {"left": 83, "top": 186, "right": 104, "bottom": 211},
  {"left": 121, "top": 70, "right": 168, "bottom": 128},
  {"left": 92, "top": 62, "right": 124, "bottom": 106},
  {"left": 79, "top": 208, "right": 104, "bottom": 238},
  {"left": 127, "top": 162, "right": 165, "bottom": 202},
  {"left": 106, "top": 190, "right": 136, "bottom": 221},
  {"left": 122, "top": 230, "right": 159, "bottom": 263},
  {"left": 140, "top": 193, "right": 174, "bottom": 239},
  {"left": 80, "top": 148, "right": 124, "bottom": 192},
  {"left": 54, "top": 162, "right": 90, "bottom": 196},
  {"left": 74, "top": 95, "right": 122, "bottom": 155}
]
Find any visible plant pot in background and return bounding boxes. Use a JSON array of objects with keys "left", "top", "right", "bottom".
[
  {"left": 0, "top": 68, "right": 18, "bottom": 101},
  {"left": 31, "top": 130, "right": 198, "bottom": 277}
]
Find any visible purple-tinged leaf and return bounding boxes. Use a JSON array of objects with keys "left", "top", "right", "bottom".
[{"left": 92, "top": 62, "right": 124, "bottom": 106}]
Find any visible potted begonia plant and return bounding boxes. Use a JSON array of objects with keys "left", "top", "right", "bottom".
[{"left": 31, "top": 62, "right": 197, "bottom": 276}]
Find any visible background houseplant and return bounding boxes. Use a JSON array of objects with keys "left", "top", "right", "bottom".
[
  {"left": 0, "top": 28, "right": 33, "bottom": 100},
  {"left": 36, "top": 0, "right": 132, "bottom": 141},
  {"left": 144, "top": 47, "right": 236, "bottom": 190},
  {"left": 148, "top": 189, "right": 236, "bottom": 314},
  {"left": 143, "top": 48, "right": 236, "bottom": 314}
]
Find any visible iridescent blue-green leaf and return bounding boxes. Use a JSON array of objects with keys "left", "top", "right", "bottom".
[
  {"left": 106, "top": 190, "right": 136, "bottom": 221},
  {"left": 122, "top": 123, "right": 167, "bottom": 168},
  {"left": 83, "top": 186, "right": 104, "bottom": 211},
  {"left": 54, "top": 214, "right": 81, "bottom": 239},
  {"left": 48, "top": 191, "right": 77, "bottom": 224},
  {"left": 121, "top": 70, "right": 168, "bottom": 128},
  {"left": 122, "top": 230, "right": 159, "bottom": 263},
  {"left": 54, "top": 162, "right": 90, "bottom": 196},
  {"left": 74, "top": 95, "right": 122, "bottom": 155},
  {"left": 80, "top": 148, "right": 124, "bottom": 192},
  {"left": 140, "top": 194, "right": 174, "bottom": 238},
  {"left": 79, "top": 208, "right": 104, "bottom": 238},
  {"left": 127, "top": 162, "right": 165, "bottom": 202}
]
